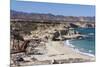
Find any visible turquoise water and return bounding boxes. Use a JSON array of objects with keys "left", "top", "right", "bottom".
[{"left": 65, "top": 28, "right": 95, "bottom": 56}]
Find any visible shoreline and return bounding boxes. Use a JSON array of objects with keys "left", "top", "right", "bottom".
[
  {"left": 11, "top": 40, "right": 95, "bottom": 66},
  {"left": 46, "top": 40, "right": 95, "bottom": 61},
  {"left": 64, "top": 40, "right": 95, "bottom": 57}
]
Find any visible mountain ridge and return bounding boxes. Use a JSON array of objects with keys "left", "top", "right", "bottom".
[{"left": 11, "top": 10, "right": 95, "bottom": 22}]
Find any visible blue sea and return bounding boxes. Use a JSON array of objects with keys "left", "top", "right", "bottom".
[{"left": 65, "top": 28, "right": 95, "bottom": 57}]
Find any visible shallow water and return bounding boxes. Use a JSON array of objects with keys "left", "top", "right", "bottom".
[{"left": 65, "top": 28, "right": 95, "bottom": 56}]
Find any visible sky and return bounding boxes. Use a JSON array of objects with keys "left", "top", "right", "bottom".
[{"left": 11, "top": 0, "right": 95, "bottom": 16}]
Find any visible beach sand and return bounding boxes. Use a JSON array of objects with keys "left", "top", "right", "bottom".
[
  {"left": 28, "top": 40, "right": 95, "bottom": 63},
  {"left": 11, "top": 40, "right": 95, "bottom": 67}
]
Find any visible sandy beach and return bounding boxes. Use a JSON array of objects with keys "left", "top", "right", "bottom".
[
  {"left": 33, "top": 40, "right": 95, "bottom": 61},
  {"left": 11, "top": 40, "right": 95, "bottom": 67},
  {"left": 17, "top": 41, "right": 94, "bottom": 66}
]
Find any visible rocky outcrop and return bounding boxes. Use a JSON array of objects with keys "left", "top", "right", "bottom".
[
  {"left": 69, "top": 22, "right": 95, "bottom": 28},
  {"left": 25, "top": 39, "right": 47, "bottom": 55}
]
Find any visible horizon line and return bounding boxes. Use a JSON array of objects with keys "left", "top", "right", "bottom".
[{"left": 11, "top": 9, "right": 95, "bottom": 17}]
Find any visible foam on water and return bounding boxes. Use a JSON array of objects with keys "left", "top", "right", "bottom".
[
  {"left": 64, "top": 28, "right": 95, "bottom": 57},
  {"left": 64, "top": 40, "right": 95, "bottom": 57},
  {"left": 65, "top": 40, "right": 75, "bottom": 48}
]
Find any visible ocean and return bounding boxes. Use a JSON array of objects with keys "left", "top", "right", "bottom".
[{"left": 65, "top": 28, "right": 95, "bottom": 57}]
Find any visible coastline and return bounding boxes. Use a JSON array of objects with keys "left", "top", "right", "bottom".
[
  {"left": 30, "top": 41, "right": 95, "bottom": 63},
  {"left": 64, "top": 40, "right": 95, "bottom": 57},
  {"left": 10, "top": 28, "right": 95, "bottom": 66},
  {"left": 11, "top": 39, "right": 95, "bottom": 67},
  {"left": 45, "top": 40, "right": 95, "bottom": 61}
]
